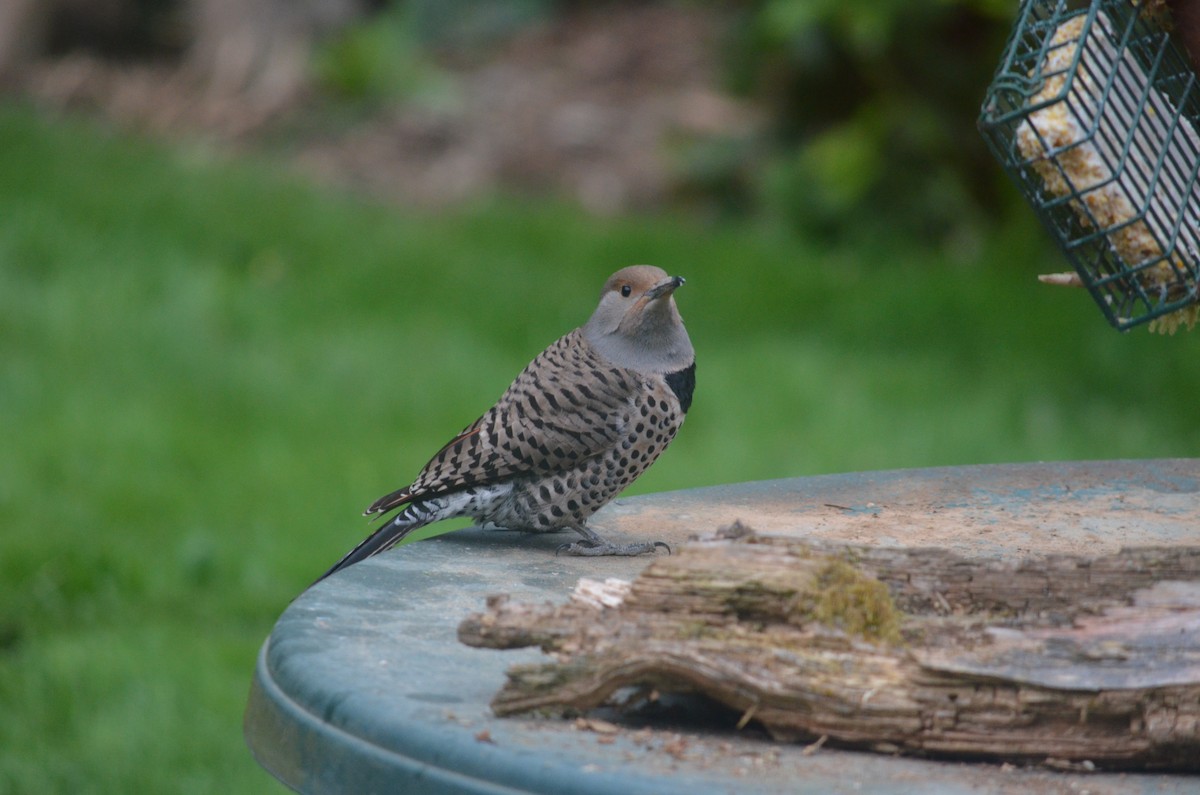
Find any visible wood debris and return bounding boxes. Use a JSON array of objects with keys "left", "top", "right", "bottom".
[{"left": 459, "top": 526, "right": 1200, "bottom": 771}]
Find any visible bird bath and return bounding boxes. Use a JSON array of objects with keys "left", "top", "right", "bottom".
[{"left": 245, "top": 460, "right": 1200, "bottom": 794}]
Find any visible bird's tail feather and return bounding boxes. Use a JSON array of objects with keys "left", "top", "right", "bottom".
[
  {"left": 364, "top": 485, "right": 413, "bottom": 516},
  {"left": 312, "top": 502, "right": 439, "bottom": 586}
]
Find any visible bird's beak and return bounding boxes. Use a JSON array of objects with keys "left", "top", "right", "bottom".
[{"left": 646, "top": 275, "right": 685, "bottom": 301}]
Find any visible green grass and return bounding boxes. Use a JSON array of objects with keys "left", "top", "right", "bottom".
[{"left": 1, "top": 102, "right": 1196, "bottom": 794}]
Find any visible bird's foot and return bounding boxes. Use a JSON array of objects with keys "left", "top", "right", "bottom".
[{"left": 556, "top": 540, "right": 671, "bottom": 557}]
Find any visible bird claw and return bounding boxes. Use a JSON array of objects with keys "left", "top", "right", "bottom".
[{"left": 556, "top": 539, "right": 671, "bottom": 557}]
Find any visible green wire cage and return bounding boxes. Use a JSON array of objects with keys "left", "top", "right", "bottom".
[{"left": 979, "top": 0, "right": 1200, "bottom": 331}]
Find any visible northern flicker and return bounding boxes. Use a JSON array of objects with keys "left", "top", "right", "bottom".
[{"left": 314, "top": 265, "right": 695, "bottom": 584}]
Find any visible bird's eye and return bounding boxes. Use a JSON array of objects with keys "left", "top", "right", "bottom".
[{"left": 620, "top": 284, "right": 632, "bottom": 297}]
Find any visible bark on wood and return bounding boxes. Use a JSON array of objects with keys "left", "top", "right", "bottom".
[{"left": 458, "top": 526, "right": 1200, "bottom": 771}]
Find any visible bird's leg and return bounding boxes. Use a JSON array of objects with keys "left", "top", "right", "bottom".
[{"left": 556, "top": 523, "right": 671, "bottom": 557}]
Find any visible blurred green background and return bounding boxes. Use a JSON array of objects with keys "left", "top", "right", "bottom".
[{"left": 1, "top": 1, "right": 1198, "bottom": 793}]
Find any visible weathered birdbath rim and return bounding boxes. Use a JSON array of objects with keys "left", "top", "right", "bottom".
[
  {"left": 245, "top": 459, "right": 1200, "bottom": 794},
  {"left": 600, "top": 458, "right": 1200, "bottom": 559}
]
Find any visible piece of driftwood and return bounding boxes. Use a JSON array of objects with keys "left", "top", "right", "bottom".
[{"left": 458, "top": 525, "right": 1200, "bottom": 770}]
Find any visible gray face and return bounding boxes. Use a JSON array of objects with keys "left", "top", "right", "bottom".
[{"left": 582, "top": 265, "right": 694, "bottom": 374}]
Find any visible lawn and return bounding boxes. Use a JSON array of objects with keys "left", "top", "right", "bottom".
[{"left": 0, "top": 103, "right": 1196, "bottom": 794}]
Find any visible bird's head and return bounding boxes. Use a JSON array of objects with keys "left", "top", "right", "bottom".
[{"left": 583, "top": 265, "right": 694, "bottom": 373}]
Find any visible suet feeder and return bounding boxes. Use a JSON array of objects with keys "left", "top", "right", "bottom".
[{"left": 979, "top": 0, "right": 1200, "bottom": 332}]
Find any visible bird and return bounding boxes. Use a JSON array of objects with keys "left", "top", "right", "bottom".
[{"left": 313, "top": 265, "right": 695, "bottom": 585}]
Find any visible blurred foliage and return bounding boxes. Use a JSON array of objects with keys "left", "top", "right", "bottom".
[
  {"left": 720, "top": 0, "right": 1020, "bottom": 243},
  {"left": 313, "top": 0, "right": 550, "bottom": 102},
  {"left": 313, "top": 3, "right": 454, "bottom": 103},
  {"left": 30, "top": 0, "right": 1030, "bottom": 245},
  {"left": 312, "top": 0, "right": 1024, "bottom": 244},
  {"left": 405, "top": 0, "right": 553, "bottom": 52}
]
